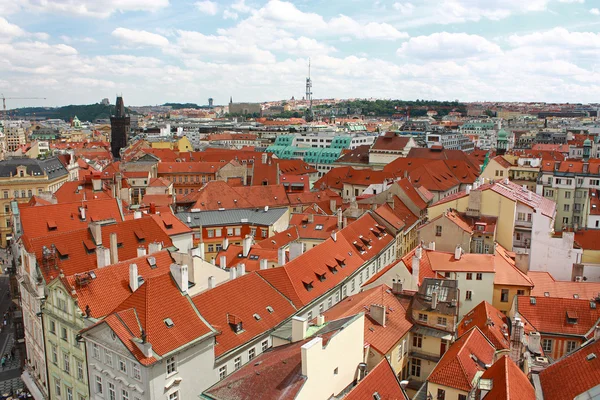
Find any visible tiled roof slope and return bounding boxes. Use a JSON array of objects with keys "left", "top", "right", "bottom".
[
  {"left": 66, "top": 250, "right": 174, "bottom": 318},
  {"left": 528, "top": 271, "right": 600, "bottom": 299},
  {"left": 322, "top": 285, "right": 413, "bottom": 355},
  {"left": 192, "top": 273, "right": 296, "bottom": 358},
  {"left": 427, "top": 327, "right": 495, "bottom": 392},
  {"left": 258, "top": 213, "right": 392, "bottom": 308},
  {"left": 24, "top": 218, "right": 173, "bottom": 281},
  {"left": 479, "top": 355, "right": 535, "bottom": 400},
  {"left": 516, "top": 295, "right": 600, "bottom": 338},
  {"left": 19, "top": 199, "right": 123, "bottom": 239},
  {"left": 255, "top": 226, "right": 299, "bottom": 249},
  {"left": 539, "top": 339, "right": 600, "bottom": 400},
  {"left": 345, "top": 359, "right": 408, "bottom": 400},
  {"left": 188, "top": 181, "right": 290, "bottom": 210},
  {"left": 458, "top": 301, "right": 510, "bottom": 350},
  {"left": 289, "top": 214, "right": 339, "bottom": 240}
]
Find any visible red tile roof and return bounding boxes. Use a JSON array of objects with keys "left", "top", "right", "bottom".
[
  {"left": 54, "top": 181, "right": 114, "bottom": 203},
  {"left": 374, "top": 203, "right": 406, "bottom": 231},
  {"left": 539, "top": 339, "right": 600, "bottom": 400},
  {"left": 528, "top": 271, "right": 600, "bottom": 299},
  {"left": 516, "top": 295, "right": 600, "bottom": 338},
  {"left": 401, "top": 248, "right": 437, "bottom": 285},
  {"left": 458, "top": 301, "right": 510, "bottom": 350},
  {"left": 427, "top": 327, "right": 495, "bottom": 392},
  {"left": 215, "top": 244, "right": 280, "bottom": 272},
  {"left": 574, "top": 229, "right": 600, "bottom": 250},
  {"left": 157, "top": 161, "right": 227, "bottom": 175},
  {"left": 255, "top": 226, "right": 299, "bottom": 250},
  {"left": 289, "top": 214, "right": 338, "bottom": 240},
  {"left": 66, "top": 250, "right": 174, "bottom": 318},
  {"left": 188, "top": 181, "right": 290, "bottom": 210},
  {"left": 92, "top": 272, "right": 215, "bottom": 365},
  {"left": 323, "top": 285, "right": 413, "bottom": 355},
  {"left": 23, "top": 218, "right": 173, "bottom": 282},
  {"left": 345, "top": 359, "right": 408, "bottom": 400},
  {"left": 192, "top": 273, "right": 296, "bottom": 358},
  {"left": 19, "top": 199, "right": 123, "bottom": 239},
  {"left": 149, "top": 212, "right": 191, "bottom": 237},
  {"left": 259, "top": 213, "right": 392, "bottom": 308},
  {"left": 371, "top": 132, "right": 411, "bottom": 151},
  {"left": 479, "top": 355, "right": 535, "bottom": 400},
  {"left": 396, "top": 177, "right": 429, "bottom": 210}
]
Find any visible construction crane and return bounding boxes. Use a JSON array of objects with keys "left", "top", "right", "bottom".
[{"left": 1, "top": 94, "right": 47, "bottom": 124}]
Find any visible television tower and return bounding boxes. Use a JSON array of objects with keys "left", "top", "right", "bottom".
[{"left": 305, "top": 58, "right": 314, "bottom": 122}]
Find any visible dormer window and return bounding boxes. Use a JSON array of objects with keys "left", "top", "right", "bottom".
[
  {"left": 315, "top": 271, "right": 327, "bottom": 282},
  {"left": 302, "top": 279, "right": 314, "bottom": 292},
  {"left": 327, "top": 264, "right": 338, "bottom": 274},
  {"left": 227, "top": 314, "right": 244, "bottom": 333},
  {"left": 335, "top": 257, "right": 346, "bottom": 268},
  {"left": 566, "top": 311, "right": 578, "bottom": 324}
]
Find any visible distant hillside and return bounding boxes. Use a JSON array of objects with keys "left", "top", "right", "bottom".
[
  {"left": 317, "top": 99, "right": 466, "bottom": 117},
  {"left": 10, "top": 103, "right": 134, "bottom": 122}
]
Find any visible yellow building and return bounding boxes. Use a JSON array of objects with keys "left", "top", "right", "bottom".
[
  {"left": 0, "top": 157, "right": 70, "bottom": 247},
  {"left": 149, "top": 136, "right": 192, "bottom": 151}
]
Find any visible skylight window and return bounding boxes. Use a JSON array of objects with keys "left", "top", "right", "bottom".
[
  {"left": 315, "top": 224, "right": 324, "bottom": 230},
  {"left": 164, "top": 318, "right": 174, "bottom": 328}
]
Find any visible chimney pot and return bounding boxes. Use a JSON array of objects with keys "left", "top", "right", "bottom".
[
  {"left": 170, "top": 263, "right": 189, "bottom": 294},
  {"left": 129, "top": 263, "right": 139, "bottom": 292},
  {"left": 260, "top": 258, "right": 268, "bottom": 270},
  {"left": 454, "top": 245, "right": 462, "bottom": 260},
  {"left": 208, "top": 276, "right": 215, "bottom": 289},
  {"left": 110, "top": 232, "right": 119, "bottom": 265},
  {"left": 220, "top": 255, "right": 227, "bottom": 269},
  {"left": 242, "top": 235, "right": 252, "bottom": 257}
]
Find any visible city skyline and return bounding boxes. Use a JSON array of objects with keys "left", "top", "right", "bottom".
[{"left": 2, "top": 0, "right": 600, "bottom": 107}]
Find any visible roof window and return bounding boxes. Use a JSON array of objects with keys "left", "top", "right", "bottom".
[
  {"left": 266, "top": 306, "right": 274, "bottom": 313},
  {"left": 164, "top": 318, "right": 174, "bottom": 328}
]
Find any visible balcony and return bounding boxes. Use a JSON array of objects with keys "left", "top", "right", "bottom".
[{"left": 409, "top": 350, "right": 441, "bottom": 363}]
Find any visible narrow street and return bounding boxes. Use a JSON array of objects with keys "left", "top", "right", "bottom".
[{"left": 0, "top": 247, "right": 25, "bottom": 397}]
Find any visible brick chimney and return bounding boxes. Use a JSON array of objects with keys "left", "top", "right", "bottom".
[{"left": 110, "top": 233, "right": 119, "bottom": 264}]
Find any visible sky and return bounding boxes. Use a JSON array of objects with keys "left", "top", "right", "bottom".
[{"left": 1, "top": 0, "right": 600, "bottom": 107}]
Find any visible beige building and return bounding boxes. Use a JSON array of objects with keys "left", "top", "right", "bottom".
[
  {"left": 5, "top": 125, "right": 26, "bottom": 152},
  {"left": 0, "top": 157, "right": 70, "bottom": 247}
]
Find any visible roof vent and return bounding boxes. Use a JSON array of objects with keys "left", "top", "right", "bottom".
[
  {"left": 266, "top": 306, "right": 274, "bottom": 313},
  {"left": 253, "top": 313, "right": 261, "bottom": 321},
  {"left": 530, "top": 297, "right": 537, "bottom": 305},
  {"left": 164, "top": 318, "right": 174, "bottom": 328},
  {"left": 587, "top": 353, "right": 597, "bottom": 361}
]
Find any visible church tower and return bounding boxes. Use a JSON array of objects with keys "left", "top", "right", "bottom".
[{"left": 110, "top": 95, "right": 130, "bottom": 159}]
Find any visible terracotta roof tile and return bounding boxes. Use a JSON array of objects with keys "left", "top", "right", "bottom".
[
  {"left": 529, "top": 271, "right": 600, "bottom": 299},
  {"left": 192, "top": 273, "right": 296, "bottom": 358},
  {"left": 458, "top": 301, "right": 511, "bottom": 350},
  {"left": 479, "top": 355, "right": 535, "bottom": 400},
  {"left": 516, "top": 295, "right": 600, "bottom": 338},
  {"left": 255, "top": 226, "right": 299, "bottom": 250},
  {"left": 539, "top": 339, "right": 600, "bottom": 400},
  {"left": 323, "top": 285, "right": 413, "bottom": 355},
  {"left": 345, "top": 359, "right": 408, "bottom": 400},
  {"left": 427, "top": 327, "right": 495, "bottom": 392}
]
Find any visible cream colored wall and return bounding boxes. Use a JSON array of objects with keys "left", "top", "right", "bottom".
[
  {"left": 480, "top": 159, "right": 507, "bottom": 183},
  {"left": 493, "top": 285, "right": 531, "bottom": 314},
  {"left": 479, "top": 191, "right": 516, "bottom": 251},
  {"left": 427, "top": 382, "right": 469, "bottom": 400},
  {"left": 582, "top": 249, "right": 600, "bottom": 264},
  {"left": 388, "top": 333, "right": 410, "bottom": 376},
  {"left": 427, "top": 196, "right": 470, "bottom": 220},
  {"left": 297, "top": 314, "right": 365, "bottom": 400},
  {"left": 418, "top": 218, "right": 472, "bottom": 254}
]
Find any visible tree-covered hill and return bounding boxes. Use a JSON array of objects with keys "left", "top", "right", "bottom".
[{"left": 9, "top": 103, "right": 134, "bottom": 122}]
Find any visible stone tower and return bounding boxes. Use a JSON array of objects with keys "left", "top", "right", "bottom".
[{"left": 110, "top": 96, "right": 130, "bottom": 159}]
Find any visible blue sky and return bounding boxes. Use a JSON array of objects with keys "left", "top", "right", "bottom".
[{"left": 1, "top": 0, "right": 600, "bottom": 107}]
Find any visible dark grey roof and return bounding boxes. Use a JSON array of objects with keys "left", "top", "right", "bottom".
[
  {"left": 0, "top": 157, "right": 68, "bottom": 180},
  {"left": 176, "top": 207, "right": 288, "bottom": 228},
  {"left": 411, "top": 278, "right": 459, "bottom": 316}
]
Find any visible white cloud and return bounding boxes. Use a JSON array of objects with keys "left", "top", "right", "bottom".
[
  {"left": 591, "top": 8, "right": 600, "bottom": 14},
  {"left": 397, "top": 32, "right": 502, "bottom": 59},
  {"left": 0, "top": 17, "right": 25, "bottom": 39},
  {"left": 7, "top": 0, "right": 169, "bottom": 18},
  {"left": 266, "top": 36, "right": 336, "bottom": 56},
  {"left": 195, "top": 1, "right": 218, "bottom": 15},
  {"left": 557, "top": 0, "right": 584, "bottom": 3},
  {"left": 393, "top": 2, "right": 415, "bottom": 15},
  {"left": 112, "top": 28, "right": 169, "bottom": 47},
  {"left": 329, "top": 15, "right": 408, "bottom": 40},
  {"left": 231, "top": 0, "right": 252, "bottom": 13},
  {"left": 223, "top": 10, "right": 239, "bottom": 20}
]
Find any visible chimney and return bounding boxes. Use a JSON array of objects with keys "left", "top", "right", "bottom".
[
  {"left": 134, "top": 211, "right": 142, "bottom": 219},
  {"left": 91, "top": 173, "right": 101, "bottom": 191},
  {"left": 432, "top": 291, "right": 438, "bottom": 309},
  {"left": 237, "top": 263, "right": 246, "bottom": 277},
  {"left": 242, "top": 235, "right": 252, "bottom": 257},
  {"left": 208, "top": 276, "right": 215, "bottom": 289},
  {"left": 343, "top": 216, "right": 348, "bottom": 228},
  {"left": 170, "top": 263, "right": 189, "bottom": 294},
  {"left": 317, "top": 314, "right": 325, "bottom": 326},
  {"left": 370, "top": 304, "right": 386, "bottom": 327},
  {"left": 129, "top": 263, "right": 139, "bottom": 292},
  {"left": 454, "top": 245, "right": 462, "bottom": 260},
  {"left": 79, "top": 206, "right": 86, "bottom": 221},
  {"left": 429, "top": 241, "right": 436, "bottom": 251},
  {"left": 148, "top": 241, "right": 162, "bottom": 254},
  {"left": 260, "top": 258, "right": 268, "bottom": 270},
  {"left": 135, "top": 332, "right": 152, "bottom": 358},
  {"left": 337, "top": 207, "right": 342, "bottom": 228},
  {"left": 594, "top": 325, "right": 600, "bottom": 341},
  {"left": 110, "top": 233, "right": 119, "bottom": 264},
  {"left": 96, "top": 246, "right": 111, "bottom": 268},
  {"left": 415, "top": 246, "right": 422, "bottom": 259},
  {"left": 222, "top": 237, "right": 229, "bottom": 250},
  {"left": 229, "top": 266, "right": 237, "bottom": 280},
  {"left": 307, "top": 214, "right": 314, "bottom": 223},
  {"left": 301, "top": 337, "right": 322, "bottom": 378},
  {"left": 412, "top": 256, "right": 420, "bottom": 285},
  {"left": 331, "top": 200, "right": 337, "bottom": 214},
  {"left": 149, "top": 202, "right": 156, "bottom": 214},
  {"left": 90, "top": 222, "right": 102, "bottom": 246},
  {"left": 198, "top": 243, "right": 205, "bottom": 260},
  {"left": 278, "top": 247, "right": 286, "bottom": 266},
  {"left": 291, "top": 316, "right": 308, "bottom": 342},
  {"left": 331, "top": 231, "right": 337, "bottom": 242},
  {"left": 220, "top": 255, "right": 227, "bottom": 269},
  {"left": 137, "top": 246, "right": 147, "bottom": 257},
  {"left": 289, "top": 241, "right": 304, "bottom": 261},
  {"left": 527, "top": 331, "right": 541, "bottom": 352},
  {"left": 466, "top": 185, "right": 472, "bottom": 195},
  {"left": 528, "top": 191, "right": 532, "bottom": 201},
  {"left": 261, "top": 152, "right": 268, "bottom": 164},
  {"left": 391, "top": 280, "right": 403, "bottom": 294}
]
